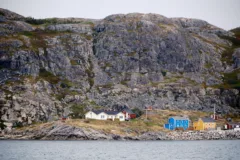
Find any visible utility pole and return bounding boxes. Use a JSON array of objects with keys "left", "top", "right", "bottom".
[
  {"left": 146, "top": 109, "right": 148, "bottom": 120},
  {"left": 214, "top": 104, "right": 216, "bottom": 120}
]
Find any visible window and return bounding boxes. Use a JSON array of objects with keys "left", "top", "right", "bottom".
[
  {"left": 101, "top": 115, "right": 105, "bottom": 119},
  {"left": 119, "top": 116, "right": 123, "bottom": 119}
]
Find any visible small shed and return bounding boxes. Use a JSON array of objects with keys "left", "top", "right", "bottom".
[
  {"left": 225, "top": 122, "right": 240, "bottom": 130},
  {"left": 122, "top": 109, "right": 136, "bottom": 120},
  {"left": 61, "top": 116, "right": 68, "bottom": 122}
]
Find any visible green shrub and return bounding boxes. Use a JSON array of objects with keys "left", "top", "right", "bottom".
[
  {"left": 0, "top": 120, "right": 6, "bottom": 130},
  {"left": 120, "top": 80, "right": 128, "bottom": 86},
  {"left": 161, "top": 71, "right": 167, "bottom": 76},
  {"left": 0, "top": 11, "right": 5, "bottom": 16},
  {"left": 22, "top": 31, "right": 34, "bottom": 37},
  {"left": 132, "top": 108, "right": 143, "bottom": 117},
  {"left": 126, "top": 52, "right": 136, "bottom": 56},
  {"left": 55, "top": 93, "right": 65, "bottom": 101},
  {"left": 101, "top": 83, "right": 113, "bottom": 88},
  {"left": 220, "top": 35, "right": 240, "bottom": 65},
  {"left": 25, "top": 17, "right": 57, "bottom": 25},
  {"left": 230, "top": 27, "right": 240, "bottom": 38},
  {"left": 13, "top": 121, "right": 23, "bottom": 128},
  {"left": 70, "top": 104, "right": 87, "bottom": 119},
  {"left": 60, "top": 80, "right": 73, "bottom": 88}
]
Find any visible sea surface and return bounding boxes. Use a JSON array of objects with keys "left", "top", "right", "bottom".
[{"left": 0, "top": 140, "right": 239, "bottom": 160}]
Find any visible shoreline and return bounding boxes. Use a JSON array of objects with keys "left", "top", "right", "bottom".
[{"left": 1, "top": 124, "right": 240, "bottom": 141}]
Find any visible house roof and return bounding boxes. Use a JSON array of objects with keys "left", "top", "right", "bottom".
[
  {"left": 201, "top": 117, "right": 215, "bottom": 123},
  {"left": 227, "top": 122, "right": 240, "bottom": 125},
  {"left": 171, "top": 116, "right": 190, "bottom": 120},
  {"left": 91, "top": 110, "right": 121, "bottom": 115}
]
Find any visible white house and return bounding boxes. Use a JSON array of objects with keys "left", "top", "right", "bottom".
[{"left": 85, "top": 110, "right": 125, "bottom": 121}]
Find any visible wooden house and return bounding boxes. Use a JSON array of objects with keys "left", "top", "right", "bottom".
[
  {"left": 193, "top": 118, "right": 216, "bottom": 131},
  {"left": 164, "top": 116, "right": 190, "bottom": 130},
  {"left": 85, "top": 110, "right": 125, "bottom": 121}
]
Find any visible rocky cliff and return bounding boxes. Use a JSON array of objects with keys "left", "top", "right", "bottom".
[{"left": 0, "top": 8, "right": 240, "bottom": 126}]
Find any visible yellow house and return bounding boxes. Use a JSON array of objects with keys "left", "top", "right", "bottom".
[{"left": 193, "top": 117, "right": 216, "bottom": 131}]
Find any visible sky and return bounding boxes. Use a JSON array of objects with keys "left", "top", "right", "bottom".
[{"left": 0, "top": 0, "right": 239, "bottom": 30}]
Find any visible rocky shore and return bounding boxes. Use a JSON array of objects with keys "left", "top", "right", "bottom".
[{"left": 1, "top": 123, "right": 240, "bottom": 141}]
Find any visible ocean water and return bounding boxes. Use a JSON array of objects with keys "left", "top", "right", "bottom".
[{"left": 0, "top": 140, "right": 239, "bottom": 160}]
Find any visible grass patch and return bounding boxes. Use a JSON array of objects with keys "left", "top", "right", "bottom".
[
  {"left": 120, "top": 80, "right": 128, "bottom": 86},
  {"left": 14, "top": 109, "right": 229, "bottom": 136},
  {"left": 70, "top": 60, "right": 79, "bottom": 65},
  {"left": 60, "top": 79, "right": 74, "bottom": 88},
  {"left": 99, "top": 83, "right": 114, "bottom": 89},
  {"left": 204, "top": 63, "right": 212, "bottom": 69},
  {"left": 25, "top": 17, "right": 58, "bottom": 25},
  {"left": 82, "top": 21, "right": 94, "bottom": 27},
  {"left": 193, "top": 34, "right": 228, "bottom": 49},
  {"left": 19, "top": 30, "right": 61, "bottom": 53},
  {"left": 126, "top": 52, "right": 136, "bottom": 56},
  {"left": 80, "top": 33, "right": 92, "bottom": 41},
  {"left": 38, "top": 68, "right": 60, "bottom": 84}
]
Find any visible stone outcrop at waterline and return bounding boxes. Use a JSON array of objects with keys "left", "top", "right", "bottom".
[{"left": 1, "top": 123, "right": 240, "bottom": 140}]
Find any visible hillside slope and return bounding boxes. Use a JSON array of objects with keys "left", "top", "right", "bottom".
[{"left": 0, "top": 8, "right": 239, "bottom": 126}]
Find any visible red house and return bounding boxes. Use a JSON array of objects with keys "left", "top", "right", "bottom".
[
  {"left": 225, "top": 122, "right": 240, "bottom": 130},
  {"left": 122, "top": 109, "right": 136, "bottom": 120}
]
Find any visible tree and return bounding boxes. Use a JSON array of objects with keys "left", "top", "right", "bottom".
[
  {"left": 70, "top": 104, "right": 87, "bottom": 119},
  {"left": 132, "top": 108, "right": 143, "bottom": 118},
  {"left": 0, "top": 120, "right": 6, "bottom": 130}
]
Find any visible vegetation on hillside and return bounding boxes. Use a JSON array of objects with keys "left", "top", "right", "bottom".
[
  {"left": 212, "top": 28, "right": 240, "bottom": 89},
  {"left": 0, "top": 119, "right": 6, "bottom": 130},
  {"left": 24, "top": 17, "right": 59, "bottom": 25},
  {"left": 24, "top": 17, "right": 95, "bottom": 27},
  {"left": 231, "top": 27, "right": 240, "bottom": 38},
  {"left": 38, "top": 68, "right": 60, "bottom": 84},
  {"left": 70, "top": 104, "right": 87, "bottom": 119},
  {"left": 16, "top": 109, "right": 216, "bottom": 135}
]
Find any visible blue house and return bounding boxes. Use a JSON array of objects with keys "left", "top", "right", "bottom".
[{"left": 164, "top": 116, "right": 190, "bottom": 130}]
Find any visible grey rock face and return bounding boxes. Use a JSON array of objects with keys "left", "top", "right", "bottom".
[
  {"left": 233, "top": 49, "right": 240, "bottom": 69},
  {"left": 0, "top": 9, "right": 240, "bottom": 125},
  {"left": 0, "top": 8, "right": 25, "bottom": 20},
  {"left": 46, "top": 24, "right": 93, "bottom": 34}
]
